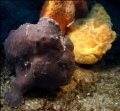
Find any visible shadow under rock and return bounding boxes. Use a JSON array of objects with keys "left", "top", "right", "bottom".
[{"left": 24, "top": 87, "right": 61, "bottom": 100}]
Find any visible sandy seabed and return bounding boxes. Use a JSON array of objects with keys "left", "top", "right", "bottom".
[
  {"left": 1, "top": 54, "right": 120, "bottom": 111},
  {"left": 0, "top": 0, "right": 120, "bottom": 111}
]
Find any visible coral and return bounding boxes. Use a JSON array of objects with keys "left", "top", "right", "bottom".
[
  {"left": 40, "top": 0, "right": 88, "bottom": 34},
  {"left": 4, "top": 17, "right": 75, "bottom": 108},
  {"left": 67, "top": 3, "right": 116, "bottom": 64}
]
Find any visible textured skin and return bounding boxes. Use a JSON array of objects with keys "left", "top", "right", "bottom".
[
  {"left": 40, "top": 0, "right": 88, "bottom": 34},
  {"left": 67, "top": 4, "right": 116, "bottom": 64},
  {"left": 40, "top": 1, "right": 75, "bottom": 34},
  {"left": 74, "top": 0, "right": 88, "bottom": 19},
  {"left": 4, "top": 17, "right": 75, "bottom": 108}
]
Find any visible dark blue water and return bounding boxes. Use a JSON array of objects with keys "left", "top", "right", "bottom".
[{"left": 0, "top": 0, "right": 120, "bottom": 65}]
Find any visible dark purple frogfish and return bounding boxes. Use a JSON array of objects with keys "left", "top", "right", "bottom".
[{"left": 4, "top": 17, "right": 75, "bottom": 108}]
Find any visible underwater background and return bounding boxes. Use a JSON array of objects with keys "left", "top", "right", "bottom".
[{"left": 0, "top": 0, "right": 120, "bottom": 111}]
